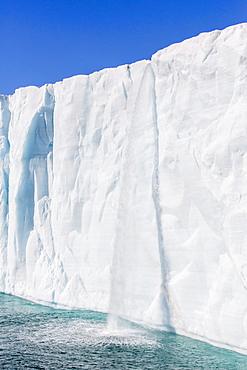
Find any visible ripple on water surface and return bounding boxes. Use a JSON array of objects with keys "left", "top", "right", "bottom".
[{"left": 0, "top": 293, "right": 247, "bottom": 369}]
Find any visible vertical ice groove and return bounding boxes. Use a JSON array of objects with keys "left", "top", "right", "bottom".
[
  {"left": 6, "top": 86, "right": 55, "bottom": 293},
  {"left": 0, "top": 95, "right": 10, "bottom": 291},
  {"left": 16, "top": 87, "right": 54, "bottom": 260}
]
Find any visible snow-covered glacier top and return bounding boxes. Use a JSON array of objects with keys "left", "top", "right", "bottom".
[{"left": 1, "top": 23, "right": 247, "bottom": 354}]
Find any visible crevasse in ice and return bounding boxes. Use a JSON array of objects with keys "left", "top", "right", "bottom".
[{"left": 1, "top": 23, "right": 247, "bottom": 354}]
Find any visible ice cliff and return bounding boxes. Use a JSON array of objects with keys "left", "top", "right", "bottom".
[{"left": 1, "top": 23, "right": 247, "bottom": 354}]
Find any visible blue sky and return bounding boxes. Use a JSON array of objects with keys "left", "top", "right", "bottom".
[{"left": 0, "top": 0, "right": 247, "bottom": 95}]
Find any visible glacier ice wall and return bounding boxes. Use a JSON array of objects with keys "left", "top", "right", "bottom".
[{"left": 1, "top": 23, "right": 247, "bottom": 353}]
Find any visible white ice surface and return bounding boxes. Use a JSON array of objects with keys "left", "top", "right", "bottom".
[{"left": 1, "top": 23, "right": 247, "bottom": 354}]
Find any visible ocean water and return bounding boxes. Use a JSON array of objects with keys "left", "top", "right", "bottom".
[{"left": 0, "top": 293, "right": 247, "bottom": 369}]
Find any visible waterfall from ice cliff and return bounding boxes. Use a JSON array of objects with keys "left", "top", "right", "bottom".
[{"left": 108, "top": 63, "right": 169, "bottom": 328}]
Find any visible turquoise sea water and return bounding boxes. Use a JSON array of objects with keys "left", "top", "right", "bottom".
[{"left": 1, "top": 293, "right": 247, "bottom": 369}]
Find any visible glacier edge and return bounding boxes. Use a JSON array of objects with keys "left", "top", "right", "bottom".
[{"left": 1, "top": 23, "right": 247, "bottom": 354}]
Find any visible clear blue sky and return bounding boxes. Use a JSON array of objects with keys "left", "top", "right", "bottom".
[{"left": 0, "top": 0, "right": 246, "bottom": 95}]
